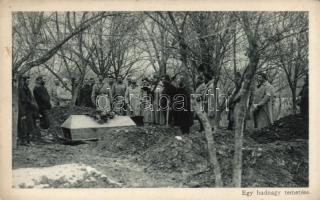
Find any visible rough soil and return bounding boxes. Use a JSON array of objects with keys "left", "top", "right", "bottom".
[{"left": 12, "top": 106, "right": 308, "bottom": 188}]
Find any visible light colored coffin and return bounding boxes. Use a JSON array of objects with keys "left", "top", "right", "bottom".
[{"left": 61, "top": 115, "right": 136, "bottom": 141}]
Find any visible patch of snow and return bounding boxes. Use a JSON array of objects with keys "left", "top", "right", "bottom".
[{"left": 12, "top": 163, "right": 117, "bottom": 188}]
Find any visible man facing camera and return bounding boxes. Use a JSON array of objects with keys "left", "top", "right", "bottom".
[{"left": 33, "top": 76, "right": 52, "bottom": 129}]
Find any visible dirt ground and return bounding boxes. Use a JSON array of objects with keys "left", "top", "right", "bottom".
[{"left": 12, "top": 106, "right": 308, "bottom": 188}]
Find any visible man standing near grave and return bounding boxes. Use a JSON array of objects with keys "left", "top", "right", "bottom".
[
  {"left": 141, "top": 77, "right": 153, "bottom": 125},
  {"left": 151, "top": 74, "right": 165, "bottom": 125},
  {"left": 33, "top": 76, "right": 52, "bottom": 129},
  {"left": 125, "top": 76, "right": 143, "bottom": 125},
  {"left": 252, "top": 72, "right": 275, "bottom": 129},
  {"left": 91, "top": 75, "right": 113, "bottom": 110},
  {"left": 173, "top": 74, "right": 193, "bottom": 134},
  {"left": 108, "top": 76, "right": 115, "bottom": 94},
  {"left": 161, "top": 75, "right": 176, "bottom": 126},
  {"left": 195, "top": 75, "right": 206, "bottom": 132},
  {"left": 227, "top": 72, "right": 242, "bottom": 130},
  {"left": 112, "top": 77, "right": 127, "bottom": 115},
  {"left": 78, "top": 78, "right": 95, "bottom": 107},
  {"left": 18, "top": 75, "right": 39, "bottom": 145}
]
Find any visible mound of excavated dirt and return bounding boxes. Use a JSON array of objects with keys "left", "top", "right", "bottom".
[
  {"left": 33, "top": 107, "right": 308, "bottom": 187},
  {"left": 92, "top": 121, "right": 308, "bottom": 187},
  {"left": 95, "top": 126, "right": 176, "bottom": 155},
  {"left": 143, "top": 134, "right": 208, "bottom": 173},
  {"left": 242, "top": 139, "right": 308, "bottom": 187},
  {"left": 185, "top": 139, "right": 308, "bottom": 187},
  {"left": 250, "top": 114, "right": 308, "bottom": 143},
  {"left": 95, "top": 125, "right": 209, "bottom": 173}
]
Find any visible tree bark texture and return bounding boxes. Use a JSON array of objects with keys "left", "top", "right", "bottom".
[{"left": 192, "top": 96, "right": 223, "bottom": 187}]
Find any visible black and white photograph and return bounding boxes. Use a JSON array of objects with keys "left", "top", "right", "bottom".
[
  {"left": 9, "top": 10, "right": 310, "bottom": 189},
  {"left": 1, "top": 1, "right": 320, "bottom": 198}
]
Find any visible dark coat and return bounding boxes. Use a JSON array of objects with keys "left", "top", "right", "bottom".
[
  {"left": 173, "top": 86, "right": 194, "bottom": 128},
  {"left": 161, "top": 81, "right": 176, "bottom": 109},
  {"left": 299, "top": 79, "right": 308, "bottom": 117},
  {"left": 18, "top": 83, "right": 39, "bottom": 142},
  {"left": 33, "top": 84, "right": 51, "bottom": 111},
  {"left": 112, "top": 83, "right": 127, "bottom": 98},
  {"left": 161, "top": 81, "right": 177, "bottom": 125},
  {"left": 78, "top": 83, "right": 94, "bottom": 107}
]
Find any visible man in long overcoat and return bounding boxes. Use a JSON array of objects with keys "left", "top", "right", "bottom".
[
  {"left": 33, "top": 76, "right": 52, "bottom": 129},
  {"left": 18, "top": 75, "right": 39, "bottom": 145},
  {"left": 252, "top": 73, "right": 275, "bottom": 129}
]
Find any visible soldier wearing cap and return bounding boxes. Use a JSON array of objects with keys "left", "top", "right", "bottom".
[
  {"left": 112, "top": 77, "right": 127, "bottom": 115},
  {"left": 141, "top": 77, "right": 153, "bottom": 124},
  {"left": 125, "top": 76, "right": 142, "bottom": 118},
  {"left": 18, "top": 75, "right": 40, "bottom": 145},
  {"left": 33, "top": 75, "right": 52, "bottom": 129},
  {"left": 151, "top": 74, "right": 165, "bottom": 125},
  {"left": 78, "top": 77, "right": 95, "bottom": 107},
  {"left": 91, "top": 75, "right": 113, "bottom": 110},
  {"left": 251, "top": 72, "right": 275, "bottom": 129}
]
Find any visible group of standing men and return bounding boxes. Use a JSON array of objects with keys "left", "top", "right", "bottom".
[
  {"left": 73, "top": 74, "right": 194, "bottom": 134},
  {"left": 123, "top": 74, "right": 194, "bottom": 134},
  {"left": 17, "top": 70, "right": 278, "bottom": 146},
  {"left": 17, "top": 73, "right": 195, "bottom": 146},
  {"left": 18, "top": 75, "right": 73, "bottom": 146},
  {"left": 195, "top": 71, "right": 276, "bottom": 131}
]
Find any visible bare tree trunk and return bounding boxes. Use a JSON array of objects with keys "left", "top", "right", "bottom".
[
  {"left": 232, "top": 90, "right": 250, "bottom": 186},
  {"left": 192, "top": 97, "right": 223, "bottom": 187},
  {"left": 231, "top": 13, "right": 261, "bottom": 187},
  {"left": 232, "top": 48, "right": 259, "bottom": 186},
  {"left": 167, "top": 12, "right": 223, "bottom": 186},
  {"left": 233, "top": 29, "right": 237, "bottom": 76}
]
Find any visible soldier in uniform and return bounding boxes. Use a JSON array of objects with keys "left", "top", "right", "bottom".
[
  {"left": 91, "top": 75, "right": 113, "bottom": 111},
  {"left": 141, "top": 77, "right": 153, "bottom": 125},
  {"left": 227, "top": 72, "right": 242, "bottom": 130},
  {"left": 161, "top": 75, "right": 176, "bottom": 126},
  {"left": 173, "top": 75, "right": 194, "bottom": 134},
  {"left": 195, "top": 75, "right": 206, "bottom": 132},
  {"left": 112, "top": 77, "right": 127, "bottom": 115},
  {"left": 18, "top": 75, "right": 39, "bottom": 145},
  {"left": 125, "top": 76, "right": 143, "bottom": 125},
  {"left": 108, "top": 76, "right": 115, "bottom": 93},
  {"left": 78, "top": 78, "right": 95, "bottom": 107},
  {"left": 251, "top": 72, "right": 275, "bottom": 129},
  {"left": 151, "top": 74, "right": 165, "bottom": 125},
  {"left": 33, "top": 76, "right": 52, "bottom": 130}
]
